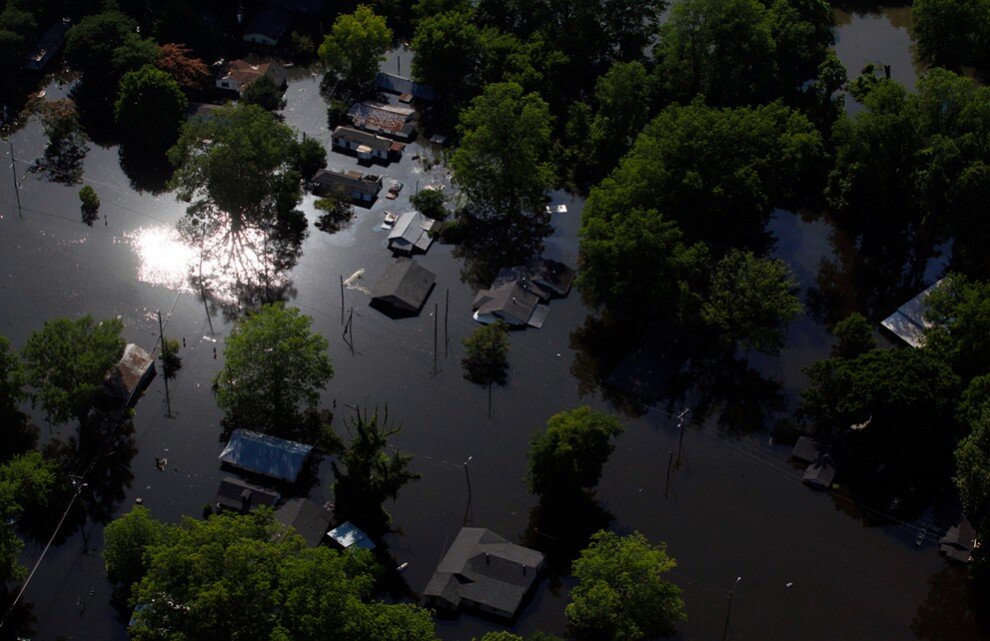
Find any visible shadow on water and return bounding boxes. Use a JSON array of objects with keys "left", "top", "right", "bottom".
[
  {"left": 570, "top": 314, "right": 785, "bottom": 435},
  {"left": 119, "top": 145, "right": 174, "bottom": 194},
  {"left": 0, "top": 587, "right": 35, "bottom": 641},
  {"left": 912, "top": 564, "right": 990, "bottom": 641},
  {"left": 446, "top": 212, "right": 552, "bottom": 290},
  {"left": 520, "top": 495, "right": 613, "bottom": 594},
  {"left": 69, "top": 83, "right": 119, "bottom": 149},
  {"left": 37, "top": 137, "right": 88, "bottom": 186}
]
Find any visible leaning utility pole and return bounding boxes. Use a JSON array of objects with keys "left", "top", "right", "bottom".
[
  {"left": 8, "top": 139, "right": 22, "bottom": 219},
  {"left": 157, "top": 310, "right": 172, "bottom": 417}
]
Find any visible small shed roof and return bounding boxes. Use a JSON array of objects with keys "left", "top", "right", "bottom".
[
  {"left": 218, "top": 429, "right": 313, "bottom": 483},
  {"left": 104, "top": 344, "right": 156, "bottom": 401},
  {"left": 802, "top": 462, "right": 835, "bottom": 489},
  {"left": 473, "top": 281, "right": 543, "bottom": 327},
  {"left": 371, "top": 258, "right": 436, "bottom": 314},
  {"left": 312, "top": 168, "right": 382, "bottom": 197},
  {"left": 493, "top": 259, "right": 576, "bottom": 301},
  {"left": 332, "top": 126, "right": 396, "bottom": 153},
  {"left": 327, "top": 521, "right": 376, "bottom": 550},
  {"left": 276, "top": 498, "right": 332, "bottom": 547}
]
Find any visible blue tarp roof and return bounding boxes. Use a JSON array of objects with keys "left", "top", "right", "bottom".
[{"left": 219, "top": 429, "right": 313, "bottom": 482}]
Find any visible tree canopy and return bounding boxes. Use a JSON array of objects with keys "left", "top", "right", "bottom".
[
  {"left": 567, "top": 530, "right": 685, "bottom": 641},
  {"left": 319, "top": 5, "right": 393, "bottom": 87},
  {"left": 462, "top": 320, "right": 510, "bottom": 388},
  {"left": 214, "top": 303, "right": 333, "bottom": 441},
  {"left": 102, "top": 504, "right": 165, "bottom": 589},
  {"left": 700, "top": 249, "right": 802, "bottom": 354},
  {"left": 912, "top": 0, "right": 990, "bottom": 75},
  {"left": 526, "top": 406, "right": 624, "bottom": 501},
  {"left": 21, "top": 316, "right": 125, "bottom": 426},
  {"left": 155, "top": 43, "right": 210, "bottom": 93},
  {"left": 168, "top": 103, "right": 302, "bottom": 234},
  {"left": 924, "top": 275, "right": 990, "bottom": 382},
  {"left": 114, "top": 508, "right": 439, "bottom": 641},
  {"left": 450, "top": 82, "right": 555, "bottom": 236},
  {"left": 115, "top": 65, "right": 188, "bottom": 151},
  {"left": 0, "top": 335, "right": 28, "bottom": 449},
  {"left": 0, "top": 451, "right": 59, "bottom": 583},
  {"left": 331, "top": 407, "right": 420, "bottom": 532},
  {"left": 241, "top": 74, "right": 287, "bottom": 112},
  {"left": 831, "top": 312, "right": 876, "bottom": 359},
  {"left": 65, "top": 11, "right": 158, "bottom": 89}
]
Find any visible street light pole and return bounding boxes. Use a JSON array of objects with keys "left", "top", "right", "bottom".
[{"left": 722, "top": 576, "right": 742, "bottom": 641}]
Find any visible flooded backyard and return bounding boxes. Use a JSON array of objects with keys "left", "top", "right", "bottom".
[{"left": 0, "top": 5, "right": 986, "bottom": 641}]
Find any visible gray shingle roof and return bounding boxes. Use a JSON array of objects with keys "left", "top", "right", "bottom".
[
  {"left": 215, "top": 476, "right": 281, "bottom": 513},
  {"left": 423, "top": 527, "right": 544, "bottom": 619},
  {"left": 275, "top": 498, "right": 332, "bottom": 547},
  {"left": 371, "top": 258, "right": 436, "bottom": 314},
  {"left": 473, "top": 281, "right": 540, "bottom": 326}
]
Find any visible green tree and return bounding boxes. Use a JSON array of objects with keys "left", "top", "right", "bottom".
[
  {"left": 924, "top": 275, "right": 990, "bottom": 382},
  {"left": 168, "top": 103, "right": 302, "bottom": 234},
  {"left": 65, "top": 11, "right": 157, "bottom": 89},
  {"left": 21, "top": 316, "right": 125, "bottom": 426},
  {"left": 214, "top": 303, "right": 333, "bottom": 440},
  {"left": 410, "top": 188, "right": 446, "bottom": 219},
  {"left": 567, "top": 530, "right": 685, "bottom": 641},
  {"left": 0, "top": 336, "right": 29, "bottom": 457},
  {"left": 331, "top": 407, "right": 420, "bottom": 532},
  {"left": 0, "top": 452, "right": 59, "bottom": 583},
  {"left": 450, "top": 82, "right": 555, "bottom": 235},
  {"left": 912, "top": 0, "right": 990, "bottom": 72},
  {"left": 582, "top": 101, "right": 822, "bottom": 251},
  {"left": 103, "top": 504, "right": 166, "bottom": 589},
  {"left": 462, "top": 320, "right": 510, "bottom": 388},
  {"left": 79, "top": 185, "right": 100, "bottom": 224},
  {"left": 411, "top": 11, "right": 483, "bottom": 99},
  {"left": 241, "top": 74, "right": 286, "bottom": 112},
  {"left": 831, "top": 312, "right": 876, "bottom": 359},
  {"left": 586, "top": 61, "right": 652, "bottom": 176},
  {"left": 293, "top": 136, "right": 327, "bottom": 180},
  {"left": 318, "top": 5, "right": 392, "bottom": 87},
  {"left": 526, "top": 406, "right": 624, "bottom": 501},
  {"left": 121, "top": 509, "right": 439, "bottom": 641},
  {"left": 954, "top": 411, "right": 990, "bottom": 532},
  {"left": 115, "top": 65, "right": 188, "bottom": 151},
  {"left": 700, "top": 249, "right": 802, "bottom": 354}
]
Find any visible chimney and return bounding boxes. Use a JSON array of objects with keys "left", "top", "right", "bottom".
[{"left": 485, "top": 553, "right": 490, "bottom": 565}]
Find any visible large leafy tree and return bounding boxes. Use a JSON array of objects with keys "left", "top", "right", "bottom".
[
  {"left": 526, "top": 406, "right": 624, "bottom": 501},
  {"left": 0, "top": 336, "right": 28, "bottom": 452},
  {"left": 118, "top": 509, "right": 439, "bottom": 641},
  {"left": 102, "top": 504, "right": 165, "bottom": 590},
  {"left": 582, "top": 100, "right": 822, "bottom": 251},
  {"left": 64, "top": 11, "right": 158, "bottom": 89},
  {"left": 567, "top": 530, "right": 686, "bottom": 641},
  {"left": 954, "top": 410, "right": 990, "bottom": 535},
  {"left": 169, "top": 103, "right": 301, "bottom": 233},
  {"left": 318, "top": 5, "right": 392, "bottom": 87},
  {"left": 462, "top": 320, "right": 510, "bottom": 390},
  {"left": 450, "top": 82, "right": 555, "bottom": 236},
  {"left": 411, "top": 11, "right": 483, "bottom": 100},
  {"left": 21, "top": 316, "right": 125, "bottom": 427},
  {"left": 0, "top": 452, "right": 59, "bottom": 584},
  {"left": 155, "top": 43, "right": 210, "bottom": 93},
  {"left": 241, "top": 75, "right": 286, "bottom": 112},
  {"left": 924, "top": 275, "right": 990, "bottom": 382},
  {"left": 700, "top": 249, "right": 802, "bottom": 354},
  {"left": 585, "top": 61, "right": 652, "bottom": 176},
  {"left": 115, "top": 65, "right": 188, "bottom": 151},
  {"left": 912, "top": 0, "right": 990, "bottom": 73},
  {"left": 331, "top": 407, "right": 420, "bottom": 533},
  {"left": 214, "top": 303, "right": 333, "bottom": 440}
]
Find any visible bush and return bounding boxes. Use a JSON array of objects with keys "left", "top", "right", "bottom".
[
  {"left": 79, "top": 186, "right": 100, "bottom": 220},
  {"left": 290, "top": 32, "right": 316, "bottom": 62},
  {"left": 327, "top": 99, "right": 349, "bottom": 129},
  {"left": 410, "top": 188, "right": 447, "bottom": 220},
  {"left": 161, "top": 337, "right": 181, "bottom": 378},
  {"left": 294, "top": 137, "right": 327, "bottom": 180},
  {"left": 241, "top": 75, "right": 286, "bottom": 112},
  {"left": 314, "top": 195, "right": 353, "bottom": 233}
]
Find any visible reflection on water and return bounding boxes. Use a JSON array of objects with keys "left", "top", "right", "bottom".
[
  {"left": 126, "top": 217, "right": 297, "bottom": 313},
  {"left": 832, "top": 4, "right": 923, "bottom": 99}
]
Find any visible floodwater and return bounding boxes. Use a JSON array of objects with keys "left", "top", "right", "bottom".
[{"left": 0, "top": 11, "right": 985, "bottom": 641}]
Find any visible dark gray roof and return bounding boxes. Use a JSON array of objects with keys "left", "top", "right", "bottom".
[
  {"left": 243, "top": 8, "right": 292, "bottom": 42},
  {"left": 376, "top": 73, "right": 437, "bottom": 100},
  {"left": 790, "top": 436, "right": 820, "bottom": 463},
  {"left": 371, "top": 258, "right": 436, "bottom": 314},
  {"left": 802, "top": 462, "right": 835, "bottom": 489},
  {"left": 388, "top": 211, "right": 435, "bottom": 253},
  {"left": 218, "top": 429, "right": 313, "bottom": 483},
  {"left": 276, "top": 498, "right": 332, "bottom": 547},
  {"left": 493, "top": 259, "right": 576, "bottom": 301},
  {"left": 215, "top": 476, "right": 281, "bottom": 513},
  {"left": 473, "top": 281, "right": 540, "bottom": 326},
  {"left": 423, "top": 527, "right": 544, "bottom": 619},
  {"left": 312, "top": 169, "right": 382, "bottom": 197}
]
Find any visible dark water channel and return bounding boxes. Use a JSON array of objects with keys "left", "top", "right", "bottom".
[{"left": 0, "top": 9, "right": 984, "bottom": 641}]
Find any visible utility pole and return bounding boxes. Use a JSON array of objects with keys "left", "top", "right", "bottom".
[
  {"left": 722, "top": 576, "right": 742, "bottom": 641},
  {"left": 433, "top": 302, "right": 438, "bottom": 375},
  {"left": 157, "top": 310, "right": 172, "bottom": 418},
  {"left": 69, "top": 476, "right": 89, "bottom": 554},
  {"left": 8, "top": 139, "right": 21, "bottom": 219},
  {"left": 676, "top": 408, "right": 690, "bottom": 464},
  {"left": 444, "top": 288, "right": 449, "bottom": 358},
  {"left": 339, "top": 275, "right": 345, "bottom": 324},
  {"left": 664, "top": 450, "right": 674, "bottom": 499},
  {"left": 462, "top": 456, "right": 473, "bottom": 525}
]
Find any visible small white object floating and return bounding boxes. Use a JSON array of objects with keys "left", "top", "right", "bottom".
[
  {"left": 397, "top": 562, "right": 409, "bottom": 572},
  {"left": 545, "top": 204, "right": 568, "bottom": 214},
  {"left": 786, "top": 582, "right": 794, "bottom": 588}
]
